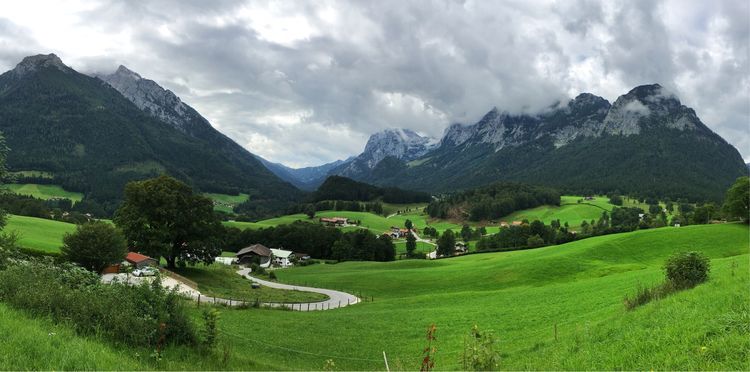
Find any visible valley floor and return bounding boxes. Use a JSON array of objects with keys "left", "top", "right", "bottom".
[{"left": 0, "top": 223, "right": 747, "bottom": 370}]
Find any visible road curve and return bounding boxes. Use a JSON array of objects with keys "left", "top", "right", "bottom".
[{"left": 236, "top": 268, "right": 360, "bottom": 311}]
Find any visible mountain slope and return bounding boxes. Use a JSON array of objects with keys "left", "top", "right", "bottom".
[
  {"left": 255, "top": 156, "right": 350, "bottom": 191},
  {"left": 0, "top": 54, "right": 300, "bottom": 213},
  {"left": 362, "top": 85, "right": 746, "bottom": 201}
]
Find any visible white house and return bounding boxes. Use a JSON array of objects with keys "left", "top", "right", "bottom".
[{"left": 270, "top": 248, "right": 295, "bottom": 268}]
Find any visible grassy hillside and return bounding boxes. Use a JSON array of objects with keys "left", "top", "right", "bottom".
[
  {"left": 3, "top": 183, "right": 83, "bottom": 202},
  {"left": 5, "top": 215, "right": 75, "bottom": 252},
  {"left": 0, "top": 223, "right": 747, "bottom": 369},
  {"left": 213, "top": 223, "right": 748, "bottom": 370},
  {"left": 205, "top": 192, "right": 249, "bottom": 213}
]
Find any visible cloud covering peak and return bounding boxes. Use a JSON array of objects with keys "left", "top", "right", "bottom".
[{"left": 0, "top": 0, "right": 747, "bottom": 166}]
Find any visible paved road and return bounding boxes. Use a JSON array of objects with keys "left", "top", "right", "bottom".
[
  {"left": 102, "top": 268, "right": 360, "bottom": 311},
  {"left": 237, "top": 268, "right": 360, "bottom": 311}
]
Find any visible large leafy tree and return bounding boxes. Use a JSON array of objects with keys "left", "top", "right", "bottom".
[
  {"left": 114, "top": 175, "right": 222, "bottom": 269},
  {"left": 436, "top": 229, "right": 456, "bottom": 257},
  {"left": 61, "top": 221, "right": 127, "bottom": 272},
  {"left": 722, "top": 177, "right": 749, "bottom": 222}
]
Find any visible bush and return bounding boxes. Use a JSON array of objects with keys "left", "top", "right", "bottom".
[
  {"left": 61, "top": 221, "right": 127, "bottom": 272},
  {"left": 462, "top": 325, "right": 501, "bottom": 371},
  {"left": 0, "top": 259, "right": 196, "bottom": 347},
  {"left": 269, "top": 271, "right": 277, "bottom": 280},
  {"left": 249, "top": 263, "right": 266, "bottom": 275},
  {"left": 664, "top": 251, "right": 711, "bottom": 289}
]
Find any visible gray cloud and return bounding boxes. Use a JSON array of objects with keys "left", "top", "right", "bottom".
[{"left": 0, "top": 0, "right": 747, "bottom": 166}]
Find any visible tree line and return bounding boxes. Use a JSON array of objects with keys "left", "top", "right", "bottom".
[{"left": 426, "top": 182, "right": 560, "bottom": 221}]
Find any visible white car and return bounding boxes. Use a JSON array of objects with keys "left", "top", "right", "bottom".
[{"left": 132, "top": 267, "right": 159, "bottom": 277}]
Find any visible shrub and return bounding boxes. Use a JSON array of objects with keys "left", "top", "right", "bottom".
[
  {"left": 249, "top": 263, "right": 266, "bottom": 275},
  {"left": 462, "top": 325, "right": 501, "bottom": 371},
  {"left": 269, "top": 271, "right": 277, "bottom": 280},
  {"left": 61, "top": 221, "right": 127, "bottom": 272},
  {"left": 0, "top": 259, "right": 196, "bottom": 347},
  {"left": 202, "top": 308, "right": 220, "bottom": 348},
  {"left": 664, "top": 251, "right": 711, "bottom": 289}
]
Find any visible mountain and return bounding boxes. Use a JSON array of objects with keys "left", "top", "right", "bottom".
[
  {"left": 357, "top": 84, "right": 746, "bottom": 201},
  {"left": 255, "top": 156, "right": 351, "bottom": 191},
  {"left": 330, "top": 128, "right": 436, "bottom": 179},
  {"left": 0, "top": 54, "right": 300, "bottom": 214}
]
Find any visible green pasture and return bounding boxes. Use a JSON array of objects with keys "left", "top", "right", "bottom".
[
  {"left": 3, "top": 184, "right": 83, "bottom": 202},
  {"left": 5, "top": 215, "right": 76, "bottom": 253},
  {"left": 173, "top": 264, "right": 328, "bottom": 303},
  {"left": 205, "top": 193, "right": 249, "bottom": 213}
]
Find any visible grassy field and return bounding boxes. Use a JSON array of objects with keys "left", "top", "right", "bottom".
[
  {"left": 394, "top": 240, "right": 435, "bottom": 255},
  {"left": 0, "top": 223, "right": 747, "bottom": 369},
  {"left": 209, "top": 223, "right": 749, "bottom": 370},
  {"left": 5, "top": 215, "right": 76, "bottom": 252},
  {"left": 3, "top": 183, "right": 83, "bottom": 202},
  {"left": 205, "top": 193, "right": 249, "bottom": 213},
  {"left": 174, "top": 264, "right": 328, "bottom": 303}
]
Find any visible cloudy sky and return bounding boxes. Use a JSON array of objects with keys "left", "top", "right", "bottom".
[{"left": 0, "top": 0, "right": 747, "bottom": 167}]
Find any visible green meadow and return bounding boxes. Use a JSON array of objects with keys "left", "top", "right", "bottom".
[
  {"left": 3, "top": 183, "right": 83, "bottom": 202},
  {"left": 205, "top": 192, "right": 249, "bottom": 213},
  {"left": 0, "top": 223, "right": 747, "bottom": 370},
  {"left": 5, "top": 214, "right": 76, "bottom": 252}
]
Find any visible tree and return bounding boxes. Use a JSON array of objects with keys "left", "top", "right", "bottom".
[
  {"left": 609, "top": 195, "right": 623, "bottom": 206},
  {"left": 405, "top": 232, "right": 417, "bottom": 257},
  {"left": 304, "top": 204, "right": 316, "bottom": 219},
  {"left": 526, "top": 234, "right": 545, "bottom": 248},
  {"left": 114, "top": 176, "right": 223, "bottom": 269},
  {"left": 460, "top": 224, "right": 473, "bottom": 242},
  {"left": 61, "top": 221, "right": 127, "bottom": 272},
  {"left": 436, "top": 229, "right": 456, "bottom": 257},
  {"left": 722, "top": 177, "right": 749, "bottom": 222},
  {"left": 405, "top": 219, "right": 413, "bottom": 230}
]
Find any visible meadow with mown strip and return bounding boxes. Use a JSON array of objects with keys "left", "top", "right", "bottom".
[{"left": 3, "top": 183, "right": 83, "bottom": 202}]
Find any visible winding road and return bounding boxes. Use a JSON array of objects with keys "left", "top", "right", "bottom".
[{"left": 102, "top": 267, "right": 359, "bottom": 311}]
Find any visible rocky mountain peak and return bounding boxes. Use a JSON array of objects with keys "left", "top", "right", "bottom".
[
  {"left": 13, "top": 53, "right": 72, "bottom": 76},
  {"left": 603, "top": 83, "right": 698, "bottom": 135},
  {"left": 99, "top": 66, "right": 195, "bottom": 133},
  {"left": 361, "top": 128, "right": 437, "bottom": 166}
]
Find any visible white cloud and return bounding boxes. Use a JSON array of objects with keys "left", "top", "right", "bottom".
[{"left": 0, "top": 0, "right": 747, "bottom": 166}]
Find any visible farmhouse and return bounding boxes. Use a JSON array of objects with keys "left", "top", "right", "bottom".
[
  {"left": 270, "top": 248, "right": 295, "bottom": 268},
  {"left": 455, "top": 242, "right": 468, "bottom": 253},
  {"left": 320, "top": 217, "right": 348, "bottom": 226},
  {"left": 511, "top": 221, "right": 523, "bottom": 226},
  {"left": 500, "top": 221, "right": 509, "bottom": 228},
  {"left": 236, "top": 244, "right": 273, "bottom": 267},
  {"left": 125, "top": 252, "right": 158, "bottom": 268}
]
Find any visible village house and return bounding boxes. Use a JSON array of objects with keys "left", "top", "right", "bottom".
[
  {"left": 236, "top": 244, "right": 273, "bottom": 267},
  {"left": 511, "top": 221, "right": 523, "bottom": 226},
  {"left": 270, "top": 248, "right": 295, "bottom": 268},
  {"left": 455, "top": 242, "right": 468, "bottom": 254},
  {"left": 500, "top": 221, "right": 509, "bottom": 228}
]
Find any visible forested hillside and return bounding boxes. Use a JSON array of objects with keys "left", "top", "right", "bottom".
[{"left": 0, "top": 54, "right": 301, "bottom": 215}]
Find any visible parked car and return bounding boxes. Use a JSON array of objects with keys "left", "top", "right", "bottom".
[
  {"left": 132, "top": 267, "right": 159, "bottom": 277},
  {"left": 251, "top": 282, "right": 261, "bottom": 289}
]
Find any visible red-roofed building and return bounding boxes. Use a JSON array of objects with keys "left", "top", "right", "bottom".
[{"left": 125, "top": 252, "right": 158, "bottom": 268}]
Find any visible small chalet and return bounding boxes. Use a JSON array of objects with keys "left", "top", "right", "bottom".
[
  {"left": 320, "top": 217, "right": 348, "bottom": 226},
  {"left": 499, "top": 221, "right": 509, "bottom": 228},
  {"left": 388, "top": 227, "right": 412, "bottom": 238},
  {"left": 511, "top": 221, "right": 523, "bottom": 226},
  {"left": 236, "top": 244, "right": 273, "bottom": 267},
  {"left": 294, "top": 252, "right": 311, "bottom": 261},
  {"left": 125, "top": 252, "right": 158, "bottom": 268},
  {"left": 270, "top": 248, "right": 295, "bottom": 268}
]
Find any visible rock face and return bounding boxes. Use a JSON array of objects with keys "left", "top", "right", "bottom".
[
  {"left": 331, "top": 128, "right": 437, "bottom": 179},
  {"left": 12, "top": 54, "right": 72, "bottom": 77},
  {"left": 345, "top": 84, "right": 747, "bottom": 201},
  {"left": 98, "top": 66, "right": 205, "bottom": 135}
]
